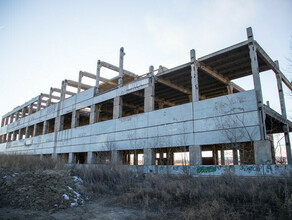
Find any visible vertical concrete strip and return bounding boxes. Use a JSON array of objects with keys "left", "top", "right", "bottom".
[
  {"left": 189, "top": 49, "right": 202, "bottom": 165},
  {"left": 118, "top": 47, "right": 125, "bottom": 88},
  {"left": 247, "top": 27, "right": 266, "bottom": 140},
  {"left": 95, "top": 60, "right": 101, "bottom": 94},
  {"left": 254, "top": 140, "right": 272, "bottom": 164},
  {"left": 144, "top": 66, "right": 155, "bottom": 112},
  {"left": 274, "top": 61, "right": 291, "bottom": 164}
]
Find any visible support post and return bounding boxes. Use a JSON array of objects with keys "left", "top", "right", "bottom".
[
  {"left": 60, "top": 80, "right": 67, "bottom": 101},
  {"left": 71, "top": 110, "right": 80, "bottom": 128},
  {"left": 95, "top": 60, "right": 101, "bottom": 94},
  {"left": 227, "top": 83, "right": 233, "bottom": 94},
  {"left": 25, "top": 126, "right": 30, "bottom": 138},
  {"left": 118, "top": 47, "right": 125, "bottom": 88},
  {"left": 113, "top": 96, "right": 123, "bottom": 119},
  {"left": 189, "top": 145, "right": 202, "bottom": 165},
  {"left": 77, "top": 71, "right": 82, "bottom": 93},
  {"left": 111, "top": 150, "right": 121, "bottom": 164},
  {"left": 90, "top": 104, "right": 98, "bottom": 124},
  {"left": 87, "top": 152, "right": 93, "bottom": 164},
  {"left": 274, "top": 61, "right": 291, "bottom": 164},
  {"left": 144, "top": 148, "right": 155, "bottom": 165},
  {"left": 144, "top": 65, "right": 155, "bottom": 112},
  {"left": 33, "top": 124, "right": 38, "bottom": 137},
  {"left": 47, "top": 87, "right": 53, "bottom": 106},
  {"left": 43, "top": 120, "right": 49, "bottom": 134},
  {"left": 247, "top": 27, "right": 266, "bottom": 140},
  {"left": 190, "top": 49, "right": 199, "bottom": 102},
  {"left": 36, "top": 94, "right": 42, "bottom": 111},
  {"left": 220, "top": 147, "right": 225, "bottom": 165},
  {"left": 68, "top": 153, "right": 75, "bottom": 164}
]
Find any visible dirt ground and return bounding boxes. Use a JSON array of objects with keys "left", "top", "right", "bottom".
[{"left": 0, "top": 168, "right": 159, "bottom": 220}]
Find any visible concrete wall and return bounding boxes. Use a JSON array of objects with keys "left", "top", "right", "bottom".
[
  {"left": 71, "top": 164, "right": 292, "bottom": 177},
  {"left": 0, "top": 89, "right": 260, "bottom": 155}
]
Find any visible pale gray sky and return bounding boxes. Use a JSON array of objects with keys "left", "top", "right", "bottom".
[{"left": 0, "top": 0, "right": 291, "bottom": 121}]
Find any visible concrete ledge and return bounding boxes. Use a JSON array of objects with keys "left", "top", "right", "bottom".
[{"left": 67, "top": 164, "right": 292, "bottom": 177}]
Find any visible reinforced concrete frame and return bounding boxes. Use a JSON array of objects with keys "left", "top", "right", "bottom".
[{"left": 0, "top": 27, "right": 291, "bottom": 166}]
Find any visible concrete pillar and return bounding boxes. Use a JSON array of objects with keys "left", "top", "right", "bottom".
[
  {"left": 1, "top": 118, "right": 5, "bottom": 127},
  {"left": 21, "top": 107, "right": 26, "bottom": 118},
  {"left": 60, "top": 80, "right": 67, "bottom": 101},
  {"left": 12, "top": 131, "right": 16, "bottom": 141},
  {"left": 28, "top": 103, "right": 33, "bottom": 115},
  {"left": 189, "top": 145, "right": 202, "bottom": 165},
  {"left": 33, "top": 124, "right": 38, "bottom": 137},
  {"left": 40, "top": 154, "right": 43, "bottom": 160},
  {"left": 233, "top": 148, "right": 239, "bottom": 165},
  {"left": 15, "top": 111, "right": 20, "bottom": 121},
  {"left": 95, "top": 60, "right": 101, "bottom": 94},
  {"left": 118, "top": 47, "right": 125, "bottom": 87},
  {"left": 54, "top": 116, "right": 63, "bottom": 132},
  {"left": 25, "top": 126, "right": 30, "bottom": 138},
  {"left": 90, "top": 104, "right": 98, "bottom": 124},
  {"left": 227, "top": 83, "right": 233, "bottom": 94},
  {"left": 68, "top": 153, "right": 75, "bottom": 164},
  {"left": 247, "top": 27, "right": 266, "bottom": 140},
  {"left": 190, "top": 49, "right": 199, "bottom": 102},
  {"left": 220, "top": 148, "right": 225, "bottom": 165},
  {"left": 87, "top": 151, "right": 93, "bottom": 164},
  {"left": 134, "top": 151, "right": 138, "bottom": 165},
  {"left": 37, "top": 94, "right": 42, "bottom": 111},
  {"left": 254, "top": 140, "right": 272, "bottom": 164},
  {"left": 111, "top": 150, "right": 121, "bottom": 164},
  {"left": 274, "top": 61, "right": 291, "bottom": 164},
  {"left": 71, "top": 110, "right": 80, "bottom": 128},
  {"left": 43, "top": 120, "right": 49, "bottom": 134},
  {"left": 213, "top": 145, "right": 218, "bottom": 165},
  {"left": 113, "top": 96, "right": 123, "bottom": 119},
  {"left": 77, "top": 71, "right": 83, "bottom": 93},
  {"left": 47, "top": 87, "right": 53, "bottom": 106},
  {"left": 144, "top": 148, "right": 155, "bottom": 165},
  {"left": 9, "top": 114, "right": 14, "bottom": 124},
  {"left": 144, "top": 66, "right": 155, "bottom": 112},
  {"left": 18, "top": 129, "right": 23, "bottom": 140}
]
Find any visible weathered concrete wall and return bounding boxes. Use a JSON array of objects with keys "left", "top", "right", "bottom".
[
  {"left": 124, "top": 164, "right": 292, "bottom": 177},
  {"left": 0, "top": 90, "right": 260, "bottom": 155}
]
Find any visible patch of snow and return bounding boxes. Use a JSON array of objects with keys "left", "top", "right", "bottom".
[
  {"left": 72, "top": 176, "right": 83, "bottom": 187},
  {"left": 54, "top": 204, "right": 58, "bottom": 207},
  {"left": 67, "top": 186, "right": 73, "bottom": 190},
  {"left": 62, "top": 194, "right": 69, "bottom": 200},
  {"left": 3, "top": 176, "right": 7, "bottom": 179}
]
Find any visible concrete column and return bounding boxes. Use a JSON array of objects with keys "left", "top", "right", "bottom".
[
  {"left": 190, "top": 49, "right": 199, "bottom": 102},
  {"left": 12, "top": 131, "right": 16, "bottom": 141},
  {"left": 33, "top": 124, "right": 38, "bottom": 137},
  {"left": 144, "top": 148, "right": 155, "bottom": 165},
  {"left": 95, "top": 60, "right": 101, "bottom": 94},
  {"left": 87, "top": 151, "right": 93, "bottom": 164},
  {"left": 274, "top": 61, "right": 291, "bottom": 164},
  {"left": 113, "top": 96, "right": 123, "bottom": 119},
  {"left": 40, "top": 154, "right": 43, "bottom": 160},
  {"left": 15, "top": 111, "right": 20, "bottom": 121},
  {"left": 1, "top": 118, "right": 5, "bottom": 127},
  {"left": 47, "top": 87, "right": 53, "bottom": 106},
  {"left": 43, "top": 120, "right": 49, "bottom": 134},
  {"left": 213, "top": 146, "right": 218, "bottom": 165},
  {"left": 68, "top": 153, "right": 75, "bottom": 164},
  {"left": 118, "top": 47, "right": 125, "bottom": 88},
  {"left": 28, "top": 103, "right": 33, "bottom": 115},
  {"left": 60, "top": 80, "right": 67, "bottom": 101},
  {"left": 220, "top": 148, "right": 225, "bottom": 165},
  {"left": 254, "top": 140, "right": 272, "bottom": 164},
  {"left": 77, "top": 71, "right": 83, "bottom": 93},
  {"left": 54, "top": 116, "right": 63, "bottom": 132},
  {"left": 111, "top": 150, "right": 121, "bottom": 164},
  {"left": 25, "top": 126, "right": 30, "bottom": 138},
  {"left": 227, "top": 83, "right": 233, "bottom": 94},
  {"left": 5, "top": 116, "right": 9, "bottom": 125},
  {"left": 247, "top": 27, "right": 266, "bottom": 140},
  {"left": 134, "top": 151, "right": 138, "bottom": 165},
  {"left": 18, "top": 129, "right": 23, "bottom": 140},
  {"left": 90, "top": 104, "right": 98, "bottom": 124},
  {"left": 233, "top": 148, "right": 239, "bottom": 165},
  {"left": 21, "top": 107, "right": 26, "bottom": 118},
  {"left": 71, "top": 110, "right": 80, "bottom": 128},
  {"left": 189, "top": 145, "right": 202, "bottom": 165},
  {"left": 9, "top": 114, "right": 14, "bottom": 123},
  {"left": 144, "top": 66, "right": 155, "bottom": 112},
  {"left": 37, "top": 94, "right": 42, "bottom": 111}
]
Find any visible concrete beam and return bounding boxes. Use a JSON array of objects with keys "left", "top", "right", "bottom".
[
  {"left": 100, "top": 61, "right": 138, "bottom": 78},
  {"left": 118, "top": 47, "right": 125, "bottom": 87},
  {"left": 67, "top": 80, "right": 92, "bottom": 90}
]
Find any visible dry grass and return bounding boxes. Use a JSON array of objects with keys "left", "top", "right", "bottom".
[
  {"left": 75, "top": 166, "right": 292, "bottom": 220},
  {"left": 1, "top": 155, "right": 292, "bottom": 219},
  {"left": 0, "top": 154, "right": 65, "bottom": 170}
]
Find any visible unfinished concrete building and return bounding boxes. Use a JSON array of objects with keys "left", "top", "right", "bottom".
[{"left": 0, "top": 27, "right": 291, "bottom": 166}]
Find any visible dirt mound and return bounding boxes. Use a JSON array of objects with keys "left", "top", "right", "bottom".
[{"left": 0, "top": 168, "right": 85, "bottom": 211}]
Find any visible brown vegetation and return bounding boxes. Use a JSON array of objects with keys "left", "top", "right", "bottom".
[{"left": 0, "top": 154, "right": 292, "bottom": 219}]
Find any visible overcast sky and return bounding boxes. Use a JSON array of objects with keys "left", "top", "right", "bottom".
[{"left": 0, "top": 0, "right": 291, "bottom": 122}]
